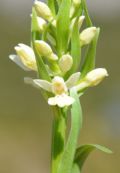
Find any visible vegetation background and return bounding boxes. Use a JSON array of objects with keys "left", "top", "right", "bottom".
[{"left": 0, "top": 0, "right": 120, "bottom": 172}]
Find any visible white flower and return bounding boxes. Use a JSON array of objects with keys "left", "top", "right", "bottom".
[
  {"left": 14, "top": 44, "right": 37, "bottom": 71},
  {"left": 9, "top": 55, "right": 31, "bottom": 71},
  {"left": 78, "top": 16, "right": 85, "bottom": 29},
  {"left": 31, "top": 13, "right": 47, "bottom": 32},
  {"left": 35, "top": 40, "right": 58, "bottom": 60},
  {"left": 59, "top": 54, "right": 73, "bottom": 73},
  {"left": 51, "top": 76, "right": 68, "bottom": 95},
  {"left": 25, "top": 72, "right": 80, "bottom": 107},
  {"left": 85, "top": 68, "right": 108, "bottom": 86},
  {"left": 34, "top": 0, "right": 53, "bottom": 21},
  {"left": 73, "top": 0, "right": 81, "bottom": 6},
  {"left": 51, "top": 19, "right": 56, "bottom": 27},
  {"left": 75, "top": 68, "right": 108, "bottom": 92},
  {"left": 80, "top": 27, "right": 97, "bottom": 46},
  {"left": 37, "top": 16, "right": 47, "bottom": 31},
  {"left": 48, "top": 94, "right": 74, "bottom": 108}
]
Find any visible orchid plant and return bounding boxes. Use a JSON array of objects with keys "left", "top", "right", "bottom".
[{"left": 9, "top": 0, "right": 112, "bottom": 173}]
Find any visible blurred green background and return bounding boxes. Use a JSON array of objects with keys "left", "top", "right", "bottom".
[{"left": 0, "top": 0, "right": 120, "bottom": 172}]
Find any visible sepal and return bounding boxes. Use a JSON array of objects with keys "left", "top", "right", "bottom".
[{"left": 9, "top": 55, "right": 31, "bottom": 71}]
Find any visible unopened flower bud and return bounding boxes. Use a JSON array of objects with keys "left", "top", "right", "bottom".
[
  {"left": 14, "top": 44, "right": 37, "bottom": 71},
  {"left": 52, "top": 19, "right": 56, "bottom": 27},
  {"left": 70, "top": 16, "right": 85, "bottom": 32},
  {"left": 34, "top": 0, "right": 53, "bottom": 21},
  {"left": 50, "top": 54, "right": 58, "bottom": 61},
  {"left": 85, "top": 68, "right": 108, "bottom": 86},
  {"left": 78, "top": 16, "right": 85, "bottom": 28},
  {"left": 31, "top": 13, "right": 47, "bottom": 32},
  {"left": 70, "top": 0, "right": 81, "bottom": 18},
  {"left": 59, "top": 54, "right": 73, "bottom": 73},
  {"left": 75, "top": 68, "right": 108, "bottom": 92},
  {"left": 73, "top": 0, "right": 81, "bottom": 6},
  {"left": 80, "top": 27, "right": 97, "bottom": 46},
  {"left": 37, "top": 16, "right": 47, "bottom": 31},
  {"left": 35, "top": 40, "right": 58, "bottom": 60},
  {"left": 35, "top": 40, "right": 52, "bottom": 56}
]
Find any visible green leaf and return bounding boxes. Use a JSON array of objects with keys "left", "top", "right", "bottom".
[
  {"left": 31, "top": 9, "right": 51, "bottom": 81},
  {"left": 51, "top": 107, "right": 67, "bottom": 173},
  {"left": 34, "top": 45, "right": 51, "bottom": 81},
  {"left": 56, "top": 0, "right": 71, "bottom": 56},
  {"left": 57, "top": 88, "right": 82, "bottom": 173},
  {"left": 31, "top": 10, "right": 51, "bottom": 81},
  {"left": 74, "top": 144, "right": 112, "bottom": 171},
  {"left": 80, "top": 28, "right": 100, "bottom": 78},
  {"left": 70, "top": 3, "right": 82, "bottom": 19},
  {"left": 71, "top": 163, "right": 81, "bottom": 173},
  {"left": 71, "top": 18, "right": 81, "bottom": 73},
  {"left": 31, "top": 8, "right": 39, "bottom": 32},
  {"left": 31, "top": 8, "right": 41, "bottom": 41},
  {"left": 47, "top": 0, "right": 57, "bottom": 16},
  {"left": 81, "top": 0, "right": 92, "bottom": 27}
]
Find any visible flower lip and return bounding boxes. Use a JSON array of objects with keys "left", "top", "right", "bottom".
[
  {"left": 31, "top": 74, "right": 81, "bottom": 107},
  {"left": 48, "top": 94, "right": 75, "bottom": 107}
]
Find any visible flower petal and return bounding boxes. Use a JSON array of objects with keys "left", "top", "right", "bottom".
[
  {"left": 52, "top": 76, "right": 68, "bottom": 95},
  {"left": 48, "top": 94, "right": 74, "bottom": 107},
  {"left": 33, "top": 79, "right": 52, "bottom": 92},
  {"left": 66, "top": 72, "right": 81, "bottom": 89},
  {"left": 59, "top": 54, "right": 73, "bottom": 73},
  {"left": 80, "top": 27, "right": 97, "bottom": 46},
  {"left": 24, "top": 77, "right": 40, "bottom": 89},
  {"left": 55, "top": 95, "right": 66, "bottom": 107},
  {"left": 63, "top": 95, "right": 75, "bottom": 106},
  {"left": 56, "top": 94, "right": 74, "bottom": 107},
  {"left": 14, "top": 44, "right": 37, "bottom": 71},
  {"left": 9, "top": 54, "right": 31, "bottom": 71},
  {"left": 18, "top": 44, "right": 35, "bottom": 60},
  {"left": 48, "top": 97, "right": 57, "bottom": 106},
  {"left": 86, "top": 68, "right": 108, "bottom": 86}
]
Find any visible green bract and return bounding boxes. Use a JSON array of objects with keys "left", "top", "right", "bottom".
[{"left": 9, "top": 0, "right": 111, "bottom": 173}]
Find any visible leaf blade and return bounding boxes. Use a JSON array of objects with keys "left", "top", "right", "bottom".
[
  {"left": 81, "top": 28, "right": 100, "bottom": 78},
  {"left": 74, "top": 144, "right": 112, "bottom": 170},
  {"left": 31, "top": 9, "right": 51, "bottom": 81},
  {"left": 57, "top": 88, "right": 82, "bottom": 173},
  {"left": 47, "top": 0, "right": 57, "bottom": 16},
  {"left": 81, "top": 0, "right": 92, "bottom": 27},
  {"left": 56, "top": 0, "right": 71, "bottom": 56},
  {"left": 71, "top": 18, "right": 81, "bottom": 73}
]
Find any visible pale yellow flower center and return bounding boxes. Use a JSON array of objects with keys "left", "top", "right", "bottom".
[{"left": 52, "top": 77, "right": 68, "bottom": 95}]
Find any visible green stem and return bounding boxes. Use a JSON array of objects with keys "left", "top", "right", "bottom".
[{"left": 51, "top": 106, "right": 67, "bottom": 173}]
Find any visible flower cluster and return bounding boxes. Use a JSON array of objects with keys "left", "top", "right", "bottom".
[{"left": 9, "top": 0, "right": 108, "bottom": 108}]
